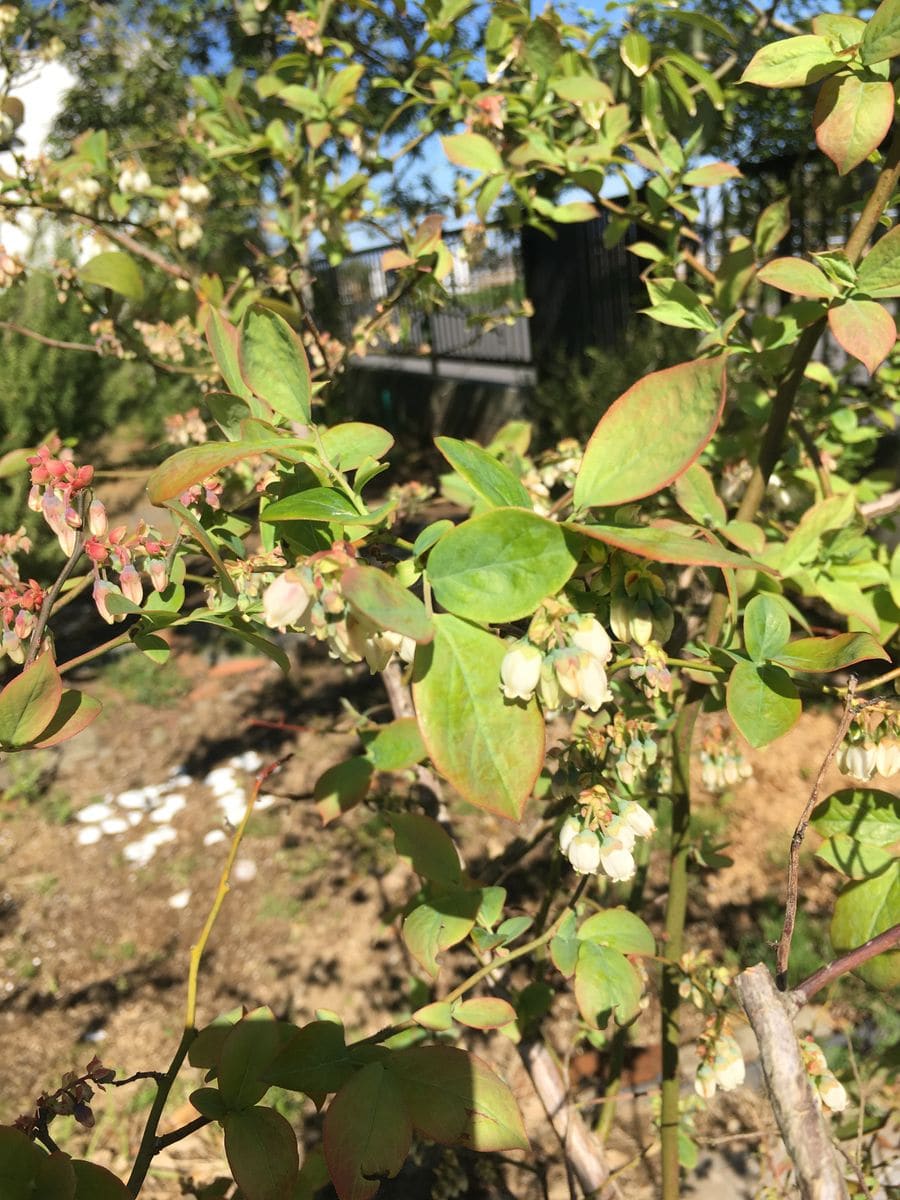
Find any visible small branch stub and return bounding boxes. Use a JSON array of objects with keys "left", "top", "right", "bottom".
[{"left": 736, "top": 963, "right": 849, "bottom": 1200}]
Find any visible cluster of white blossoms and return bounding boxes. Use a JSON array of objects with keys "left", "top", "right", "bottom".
[
  {"left": 0, "top": 244, "right": 24, "bottom": 288},
  {"left": 694, "top": 1025, "right": 745, "bottom": 1099},
  {"left": 837, "top": 709, "right": 900, "bottom": 782},
  {"left": 500, "top": 611, "right": 614, "bottom": 713},
  {"left": 799, "top": 1037, "right": 848, "bottom": 1114},
  {"left": 157, "top": 177, "right": 211, "bottom": 249},
  {"left": 59, "top": 176, "right": 102, "bottom": 214},
  {"left": 558, "top": 786, "right": 655, "bottom": 882},
  {"left": 261, "top": 546, "right": 416, "bottom": 672},
  {"left": 520, "top": 438, "right": 582, "bottom": 515},
  {"left": 118, "top": 159, "right": 153, "bottom": 195},
  {"left": 699, "top": 725, "right": 754, "bottom": 793}
]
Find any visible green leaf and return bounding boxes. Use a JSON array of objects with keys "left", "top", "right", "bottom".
[
  {"left": 403, "top": 888, "right": 481, "bottom": 977},
  {"left": 857, "top": 226, "right": 900, "bottom": 297},
  {"left": 388, "top": 1045, "right": 528, "bottom": 1150},
  {"left": 827, "top": 299, "right": 896, "bottom": 374},
  {"left": 71, "top": 1161, "right": 131, "bottom": 1199},
  {"left": 755, "top": 196, "right": 791, "bottom": 258},
  {"left": 261, "top": 487, "right": 360, "bottom": 522},
  {"left": 262, "top": 1020, "right": 355, "bottom": 1096},
  {"left": 643, "top": 279, "right": 718, "bottom": 331},
  {"left": 34, "top": 1153, "right": 76, "bottom": 1200},
  {"left": 682, "top": 161, "right": 742, "bottom": 187},
  {"left": 816, "top": 834, "right": 894, "bottom": 880},
  {"left": 756, "top": 257, "right": 838, "bottom": 299},
  {"left": 341, "top": 565, "right": 433, "bottom": 642},
  {"left": 189, "top": 1008, "right": 244, "bottom": 1070},
  {"left": 320, "top": 423, "right": 394, "bottom": 471},
  {"left": 426, "top": 509, "right": 578, "bottom": 622},
  {"left": 861, "top": 0, "right": 900, "bottom": 64},
  {"left": 743, "top": 594, "right": 791, "bottom": 662},
  {"left": 550, "top": 926, "right": 579, "bottom": 978},
  {"left": 574, "top": 942, "right": 643, "bottom": 1028},
  {"left": 568, "top": 522, "right": 772, "bottom": 573},
  {"left": 442, "top": 132, "right": 503, "bottom": 173},
  {"left": 0, "top": 654, "right": 63, "bottom": 749},
  {"left": 206, "top": 392, "right": 254, "bottom": 439},
  {"left": 578, "top": 908, "right": 656, "bottom": 956},
  {"left": 673, "top": 464, "right": 726, "bottom": 527},
  {"left": 148, "top": 436, "right": 311, "bottom": 505},
  {"left": 323, "top": 1063, "right": 412, "bottom": 1200},
  {"left": 314, "top": 757, "right": 373, "bottom": 825},
  {"left": 31, "top": 689, "right": 101, "bottom": 748},
  {"left": 726, "top": 659, "right": 801, "bottom": 748},
  {"left": 434, "top": 437, "right": 531, "bottom": 508},
  {"left": 740, "top": 35, "right": 843, "bottom": 88},
  {"left": 412, "top": 1001, "right": 454, "bottom": 1031},
  {"left": 206, "top": 311, "right": 254, "bottom": 402},
  {"left": 0, "top": 1125, "right": 44, "bottom": 1200},
  {"left": 78, "top": 252, "right": 143, "bottom": 301},
  {"left": 550, "top": 75, "right": 614, "bottom": 105},
  {"left": 412, "top": 615, "right": 545, "bottom": 819},
  {"left": 224, "top": 1107, "right": 300, "bottom": 1200},
  {"left": 573, "top": 357, "right": 726, "bottom": 509},
  {"left": 452, "top": 997, "right": 517, "bottom": 1029},
  {"left": 218, "top": 1013, "right": 296, "bottom": 1110},
  {"left": 811, "top": 788, "right": 900, "bottom": 846},
  {"left": 620, "top": 31, "right": 651, "bottom": 77},
  {"left": 361, "top": 718, "right": 426, "bottom": 771},
  {"left": 388, "top": 812, "right": 462, "bottom": 886},
  {"left": 190, "top": 1087, "right": 229, "bottom": 1120},
  {"left": 830, "top": 863, "right": 900, "bottom": 989},
  {"left": 238, "top": 306, "right": 311, "bottom": 424},
  {"left": 773, "top": 632, "right": 888, "bottom": 673},
  {"left": 413, "top": 520, "right": 454, "bottom": 558},
  {"left": 324, "top": 63, "right": 364, "bottom": 109},
  {"left": 813, "top": 76, "right": 894, "bottom": 176}
]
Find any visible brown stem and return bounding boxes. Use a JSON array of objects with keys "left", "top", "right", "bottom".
[
  {"left": 154, "top": 1114, "right": 211, "bottom": 1151},
  {"left": 792, "top": 923, "right": 900, "bottom": 1004},
  {"left": 860, "top": 488, "right": 900, "bottom": 520},
  {"left": 57, "top": 631, "right": 133, "bottom": 675},
  {"left": 0, "top": 320, "right": 98, "bottom": 353},
  {"left": 736, "top": 964, "right": 849, "bottom": 1200},
  {"left": 86, "top": 220, "right": 193, "bottom": 282},
  {"left": 775, "top": 680, "right": 857, "bottom": 988},
  {"left": 24, "top": 507, "right": 86, "bottom": 667}
]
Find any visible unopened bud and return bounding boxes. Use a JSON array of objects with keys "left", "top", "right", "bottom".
[{"left": 88, "top": 499, "right": 108, "bottom": 536}]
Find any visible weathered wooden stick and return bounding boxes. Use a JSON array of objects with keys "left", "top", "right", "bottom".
[{"left": 736, "top": 963, "right": 848, "bottom": 1200}]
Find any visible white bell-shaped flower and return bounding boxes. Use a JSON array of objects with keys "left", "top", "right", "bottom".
[
  {"left": 566, "top": 829, "right": 602, "bottom": 875},
  {"left": 500, "top": 639, "right": 543, "bottom": 701},
  {"left": 566, "top": 614, "right": 613, "bottom": 665},
  {"left": 598, "top": 835, "right": 636, "bottom": 882}
]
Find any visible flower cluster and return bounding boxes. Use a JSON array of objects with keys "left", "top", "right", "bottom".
[
  {"left": 14, "top": 1056, "right": 116, "bottom": 1138},
  {"left": 262, "top": 545, "right": 416, "bottom": 671},
  {"left": 521, "top": 438, "right": 582, "bottom": 514},
  {"left": 0, "top": 244, "right": 24, "bottom": 288},
  {"left": 0, "top": 528, "right": 42, "bottom": 663},
  {"left": 157, "top": 178, "right": 210, "bottom": 249},
  {"left": 609, "top": 565, "right": 674, "bottom": 648},
  {"left": 558, "top": 786, "right": 655, "bottom": 882},
  {"left": 27, "top": 442, "right": 94, "bottom": 556},
  {"left": 500, "top": 609, "right": 614, "bottom": 713},
  {"left": 164, "top": 406, "right": 209, "bottom": 446},
  {"left": 694, "top": 1024, "right": 745, "bottom": 1099},
  {"left": 89, "top": 317, "right": 126, "bottom": 358},
  {"left": 798, "top": 1037, "right": 848, "bottom": 1113},
  {"left": 59, "top": 175, "right": 102, "bottom": 213},
  {"left": 836, "top": 708, "right": 900, "bottom": 782},
  {"left": 117, "top": 159, "right": 152, "bottom": 195},
  {"left": 627, "top": 641, "right": 673, "bottom": 698},
  {"left": 0, "top": 4, "right": 18, "bottom": 38},
  {"left": 286, "top": 10, "right": 324, "bottom": 54},
  {"left": 678, "top": 949, "right": 734, "bottom": 1010},
  {"left": 699, "top": 725, "right": 754, "bottom": 793},
  {"left": 136, "top": 316, "right": 203, "bottom": 364}
]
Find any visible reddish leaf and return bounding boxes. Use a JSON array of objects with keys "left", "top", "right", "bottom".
[
  {"left": 573, "top": 357, "right": 727, "bottom": 509},
  {"left": 756, "top": 257, "right": 838, "bottom": 299},
  {"left": 205, "top": 309, "right": 254, "bottom": 402},
  {"left": 567, "top": 521, "right": 774, "bottom": 572},
  {"left": 147, "top": 436, "right": 312, "bottom": 504},
  {"left": 813, "top": 76, "right": 894, "bottom": 176},
  {"left": 32, "top": 690, "right": 101, "bottom": 748},
  {"left": 828, "top": 298, "right": 896, "bottom": 373},
  {"left": 323, "top": 1063, "right": 412, "bottom": 1200},
  {"left": 0, "top": 654, "right": 63, "bottom": 749}
]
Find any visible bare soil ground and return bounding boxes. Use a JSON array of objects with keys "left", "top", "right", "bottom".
[{"left": 2, "top": 625, "right": 895, "bottom": 1198}]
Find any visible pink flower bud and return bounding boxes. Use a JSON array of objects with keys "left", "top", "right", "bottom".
[
  {"left": 84, "top": 537, "right": 109, "bottom": 564},
  {"left": 148, "top": 559, "right": 168, "bottom": 592},
  {"left": 93, "top": 578, "right": 122, "bottom": 624},
  {"left": 65, "top": 504, "right": 82, "bottom": 529},
  {"left": 41, "top": 491, "right": 67, "bottom": 536},
  {"left": 2, "top": 628, "right": 23, "bottom": 663},
  {"left": 13, "top": 610, "right": 33, "bottom": 639},
  {"left": 88, "top": 499, "right": 108, "bottom": 536},
  {"left": 27, "top": 484, "right": 43, "bottom": 512},
  {"left": 262, "top": 570, "right": 312, "bottom": 631},
  {"left": 119, "top": 564, "right": 143, "bottom": 606}
]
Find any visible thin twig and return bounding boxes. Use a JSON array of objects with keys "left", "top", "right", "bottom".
[
  {"left": 859, "top": 488, "right": 900, "bottom": 521},
  {"left": 0, "top": 319, "right": 99, "bottom": 353},
  {"left": 791, "top": 923, "right": 900, "bottom": 1004},
  {"left": 155, "top": 1115, "right": 212, "bottom": 1152},
  {"left": 24, "top": 499, "right": 87, "bottom": 667},
  {"left": 57, "top": 631, "right": 133, "bottom": 675},
  {"left": 111, "top": 1070, "right": 165, "bottom": 1087},
  {"left": 776, "top": 680, "right": 858, "bottom": 988}
]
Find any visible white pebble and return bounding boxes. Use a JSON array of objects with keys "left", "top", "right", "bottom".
[
  {"left": 100, "top": 817, "right": 129, "bottom": 835},
  {"left": 161, "top": 773, "right": 192, "bottom": 791},
  {"left": 127, "top": 812, "right": 143, "bottom": 827},
  {"left": 123, "top": 839, "right": 156, "bottom": 866},
  {"left": 168, "top": 889, "right": 191, "bottom": 910},
  {"left": 232, "top": 858, "right": 257, "bottom": 883},
  {"left": 256, "top": 793, "right": 276, "bottom": 810},
  {"left": 116, "top": 789, "right": 152, "bottom": 810},
  {"left": 147, "top": 826, "right": 177, "bottom": 847},
  {"left": 77, "top": 826, "right": 103, "bottom": 846},
  {"left": 204, "top": 766, "right": 238, "bottom": 793},
  {"left": 203, "top": 829, "right": 227, "bottom": 846},
  {"left": 150, "top": 794, "right": 186, "bottom": 822},
  {"left": 76, "top": 803, "right": 114, "bottom": 824},
  {"left": 229, "top": 750, "right": 263, "bottom": 772}
]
